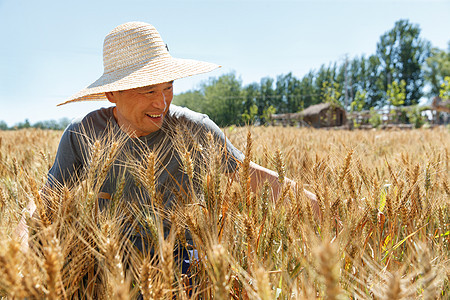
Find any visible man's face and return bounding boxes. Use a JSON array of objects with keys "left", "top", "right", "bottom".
[{"left": 106, "top": 81, "right": 174, "bottom": 137}]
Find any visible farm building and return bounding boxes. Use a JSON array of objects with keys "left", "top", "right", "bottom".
[
  {"left": 431, "top": 97, "right": 450, "bottom": 124},
  {"left": 270, "top": 102, "right": 347, "bottom": 128}
]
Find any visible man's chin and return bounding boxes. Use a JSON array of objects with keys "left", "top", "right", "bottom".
[{"left": 141, "top": 124, "right": 163, "bottom": 135}]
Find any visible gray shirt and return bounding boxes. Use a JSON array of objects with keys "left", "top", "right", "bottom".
[{"left": 48, "top": 105, "right": 243, "bottom": 207}]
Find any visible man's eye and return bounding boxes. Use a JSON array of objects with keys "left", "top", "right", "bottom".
[
  {"left": 165, "top": 86, "right": 172, "bottom": 91},
  {"left": 146, "top": 91, "right": 155, "bottom": 94}
]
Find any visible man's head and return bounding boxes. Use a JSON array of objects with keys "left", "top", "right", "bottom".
[
  {"left": 105, "top": 81, "right": 173, "bottom": 137},
  {"left": 58, "top": 22, "right": 219, "bottom": 106}
]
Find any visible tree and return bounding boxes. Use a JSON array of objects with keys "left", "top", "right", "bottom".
[
  {"left": 387, "top": 80, "right": 407, "bottom": 107},
  {"left": 322, "top": 81, "right": 342, "bottom": 107},
  {"left": 0, "top": 121, "right": 8, "bottom": 130},
  {"left": 242, "top": 83, "right": 260, "bottom": 124},
  {"left": 376, "top": 19, "right": 431, "bottom": 105},
  {"left": 343, "top": 55, "right": 383, "bottom": 109},
  {"left": 386, "top": 80, "right": 407, "bottom": 123},
  {"left": 202, "top": 73, "right": 243, "bottom": 127},
  {"left": 16, "top": 119, "right": 31, "bottom": 129},
  {"left": 173, "top": 90, "right": 205, "bottom": 112},
  {"left": 440, "top": 76, "right": 450, "bottom": 98},
  {"left": 32, "top": 118, "right": 71, "bottom": 130},
  {"left": 368, "top": 107, "right": 382, "bottom": 128},
  {"left": 424, "top": 43, "right": 450, "bottom": 97},
  {"left": 315, "top": 63, "right": 338, "bottom": 102},
  {"left": 58, "top": 118, "right": 71, "bottom": 130},
  {"left": 350, "top": 90, "right": 367, "bottom": 128},
  {"left": 242, "top": 83, "right": 259, "bottom": 113},
  {"left": 262, "top": 105, "right": 276, "bottom": 125},
  {"left": 275, "top": 72, "right": 302, "bottom": 113},
  {"left": 364, "top": 55, "right": 384, "bottom": 108},
  {"left": 299, "top": 71, "right": 319, "bottom": 108},
  {"left": 350, "top": 90, "right": 366, "bottom": 113},
  {"left": 256, "top": 77, "right": 276, "bottom": 124},
  {"left": 174, "top": 74, "right": 244, "bottom": 127},
  {"left": 241, "top": 104, "right": 258, "bottom": 125},
  {"left": 407, "top": 105, "right": 426, "bottom": 128}
]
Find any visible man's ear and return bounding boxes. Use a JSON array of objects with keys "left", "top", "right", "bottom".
[{"left": 105, "top": 92, "right": 116, "bottom": 103}]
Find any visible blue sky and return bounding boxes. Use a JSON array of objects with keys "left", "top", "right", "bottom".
[{"left": 0, "top": 0, "right": 449, "bottom": 126}]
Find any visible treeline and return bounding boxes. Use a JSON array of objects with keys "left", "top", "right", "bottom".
[
  {"left": 0, "top": 118, "right": 70, "bottom": 131},
  {"left": 174, "top": 19, "right": 450, "bottom": 127}
]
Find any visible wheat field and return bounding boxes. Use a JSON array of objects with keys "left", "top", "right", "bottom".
[{"left": 0, "top": 126, "right": 449, "bottom": 299}]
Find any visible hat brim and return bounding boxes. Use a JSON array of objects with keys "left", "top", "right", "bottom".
[{"left": 57, "top": 56, "right": 220, "bottom": 106}]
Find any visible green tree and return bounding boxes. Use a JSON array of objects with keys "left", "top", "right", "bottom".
[
  {"left": 256, "top": 77, "right": 276, "bottom": 124},
  {"left": 440, "top": 76, "right": 450, "bottom": 98},
  {"left": 376, "top": 19, "right": 431, "bottom": 106},
  {"left": 0, "top": 121, "right": 8, "bottom": 130},
  {"left": 387, "top": 80, "right": 407, "bottom": 123},
  {"left": 424, "top": 43, "right": 450, "bottom": 98},
  {"left": 275, "top": 72, "right": 302, "bottom": 113},
  {"left": 407, "top": 105, "right": 426, "bottom": 128},
  {"left": 364, "top": 55, "right": 385, "bottom": 108},
  {"left": 315, "top": 63, "right": 339, "bottom": 103},
  {"left": 202, "top": 73, "right": 243, "bottom": 127},
  {"left": 299, "top": 71, "right": 319, "bottom": 108},
  {"left": 16, "top": 119, "right": 31, "bottom": 129},
  {"left": 242, "top": 83, "right": 259, "bottom": 113},
  {"left": 241, "top": 104, "right": 258, "bottom": 124},
  {"left": 174, "top": 74, "right": 244, "bottom": 126},
  {"left": 387, "top": 80, "right": 407, "bottom": 107},
  {"left": 173, "top": 90, "right": 205, "bottom": 112},
  {"left": 368, "top": 107, "right": 382, "bottom": 128},
  {"left": 350, "top": 90, "right": 366, "bottom": 113},
  {"left": 32, "top": 118, "right": 71, "bottom": 130},
  {"left": 262, "top": 105, "right": 276, "bottom": 125},
  {"left": 345, "top": 55, "right": 383, "bottom": 109},
  {"left": 242, "top": 83, "right": 261, "bottom": 124},
  {"left": 350, "top": 90, "right": 367, "bottom": 128},
  {"left": 322, "top": 81, "right": 342, "bottom": 107}
]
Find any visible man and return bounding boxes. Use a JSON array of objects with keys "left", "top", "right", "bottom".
[{"left": 18, "top": 21, "right": 317, "bottom": 253}]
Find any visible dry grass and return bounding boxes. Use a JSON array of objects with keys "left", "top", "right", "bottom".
[{"left": 0, "top": 126, "right": 449, "bottom": 299}]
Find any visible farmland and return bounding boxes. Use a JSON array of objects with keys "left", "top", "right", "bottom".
[{"left": 0, "top": 127, "right": 449, "bottom": 299}]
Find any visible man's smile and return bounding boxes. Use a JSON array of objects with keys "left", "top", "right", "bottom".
[{"left": 145, "top": 113, "right": 163, "bottom": 119}]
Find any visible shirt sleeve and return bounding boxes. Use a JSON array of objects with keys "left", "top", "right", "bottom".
[
  {"left": 47, "top": 123, "right": 84, "bottom": 188},
  {"left": 200, "top": 114, "right": 244, "bottom": 172}
]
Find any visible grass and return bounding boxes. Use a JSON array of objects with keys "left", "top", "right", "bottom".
[{"left": 0, "top": 126, "right": 449, "bottom": 299}]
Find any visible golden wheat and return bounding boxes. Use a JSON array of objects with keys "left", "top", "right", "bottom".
[{"left": 0, "top": 126, "right": 448, "bottom": 299}]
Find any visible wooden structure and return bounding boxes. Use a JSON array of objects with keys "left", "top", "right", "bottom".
[
  {"left": 270, "top": 102, "right": 347, "bottom": 128},
  {"left": 431, "top": 97, "right": 450, "bottom": 124},
  {"left": 432, "top": 97, "right": 450, "bottom": 113}
]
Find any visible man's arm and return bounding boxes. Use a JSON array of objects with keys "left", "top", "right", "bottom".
[
  {"left": 15, "top": 122, "right": 84, "bottom": 252},
  {"left": 248, "top": 162, "right": 282, "bottom": 198},
  {"left": 248, "top": 162, "right": 321, "bottom": 219},
  {"left": 15, "top": 198, "right": 37, "bottom": 252}
]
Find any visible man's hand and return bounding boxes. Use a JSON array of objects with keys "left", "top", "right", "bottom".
[
  {"left": 248, "top": 162, "right": 321, "bottom": 220},
  {"left": 15, "top": 199, "right": 36, "bottom": 253}
]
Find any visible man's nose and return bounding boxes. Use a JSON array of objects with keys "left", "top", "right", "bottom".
[{"left": 152, "top": 91, "right": 167, "bottom": 111}]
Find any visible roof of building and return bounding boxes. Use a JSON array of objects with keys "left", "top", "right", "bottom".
[
  {"left": 432, "top": 97, "right": 450, "bottom": 113},
  {"left": 271, "top": 102, "right": 343, "bottom": 119}
]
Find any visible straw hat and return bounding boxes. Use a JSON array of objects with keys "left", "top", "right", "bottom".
[{"left": 58, "top": 22, "right": 220, "bottom": 106}]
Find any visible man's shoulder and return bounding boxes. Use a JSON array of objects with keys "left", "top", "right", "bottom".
[
  {"left": 65, "top": 106, "right": 116, "bottom": 136},
  {"left": 71, "top": 106, "right": 114, "bottom": 124},
  {"left": 66, "top": 107, "right": 114, "bottom": 127},
  {"left": 165, "top": 104, "right": 226, "bottom": 138},
  {"left": 168, "top": 105, "right": 209, "bottom": 123}
]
